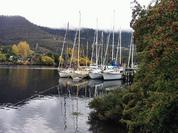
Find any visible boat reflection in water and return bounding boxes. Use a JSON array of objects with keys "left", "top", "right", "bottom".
[
  {"left": 58, "top": 78, "right": 123, "bottom": 98},
  {"left": 0, "top": 78, "right": 124, "bottom": 133},
  {"left": 56, "top": 78, "right": 124, "bottom": 132}
]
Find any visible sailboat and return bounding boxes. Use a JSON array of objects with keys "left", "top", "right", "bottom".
[
  {"left": 58, "top": 23, "right": 72, "bottom": 78},
  {"left": 89, "top": 67, "right": 103, "bottom": 79},
  {"left": 59, "top": 28, "right": 79, "bottom": 78},
  {"left": 89, "top": 21, "right": 103, "bottom": 79},
  {"left": 70, "top": 11, "right": 89, "bottom": 81},
  {"left": 102, "top": 66, "right": 124, "bottom": 80},
  {"left": 102, "top": 17, "right": 124, "bottom": 80}
]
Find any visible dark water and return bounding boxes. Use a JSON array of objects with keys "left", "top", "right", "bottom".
[{"left": 0, "top": 65, "right": 126, "bottom": 133}]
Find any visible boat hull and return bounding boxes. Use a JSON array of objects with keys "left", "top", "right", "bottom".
[
  {"left": 70, "top": 70, "right": 89, "bottom": 80},
  {"left": 59, "top": 72, "right": 71, "bottom": 78},
  {"left": 58, "top": 68, "right": 74, "bottom": 78},
  {"left": 89, "top": 72, "right": 103, "bottom": 79},
  {"left": 102, "top": 72, "right": 122, "bottom": 80}
]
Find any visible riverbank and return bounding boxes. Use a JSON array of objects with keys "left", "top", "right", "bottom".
[{"left": 0, "top": 64, "right": 58, "bottom": 70}]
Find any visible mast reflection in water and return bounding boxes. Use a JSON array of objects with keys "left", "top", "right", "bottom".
[{"left": 0, "top": 66, "right": 125, "bottom": 133}]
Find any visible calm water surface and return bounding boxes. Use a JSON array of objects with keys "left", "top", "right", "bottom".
[{"left": 0, "top": 65, "right": 126, "bottom": 133}]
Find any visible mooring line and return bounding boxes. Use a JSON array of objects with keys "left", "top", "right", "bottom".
[{"left": 7, "top": 84, "right": 59, "bottom": 108}]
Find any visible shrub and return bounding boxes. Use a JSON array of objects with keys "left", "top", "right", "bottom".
[
  {"left": 41, "top": 55, "right": 54, "bottom": 65},
  {"left": 0, "top": 52, "right": 6, "bottom": 62}
]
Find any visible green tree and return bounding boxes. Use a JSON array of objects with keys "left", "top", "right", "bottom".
[{"left": 126, "top": 0, "right": 178, "bottom": 131}]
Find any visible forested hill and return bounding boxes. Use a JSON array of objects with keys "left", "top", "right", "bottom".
[
  {"left": 0, "top": 15, "right": 132, "bottom": 53},
  {"left": 0, "top": 16, "right": 50, "bottom": 41},
  {"left": 39, "top": 26, "right": 132, "bottom": 48},
  {"left": 0, "top": 16, "right": 62, "bottom": 53}
]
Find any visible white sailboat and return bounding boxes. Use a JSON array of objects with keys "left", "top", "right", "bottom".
[
  {"left": 102, "top": 66, "right": 123, "bottom": 80},
  {"left": 58, "top": 23, "right": 72, "bottom": 78},
  {"left": 102, "top": 30, "right": 124, "bottom": 80},
  {"left": 89, "top": 20, "right": 103, "bottom": 79},
  {"left": 59, "top": 68, "right": 74, "bottom": 78},
  {"left": 102, "top": 13, "right": 124, "bottom": 80},
  {"left": 59, "top": 28, "right": 79, "bottom": 78},
  {"left": 89, "top": 66, "right": 103, "bottom": 79},
  {"left": 70, "top": 11, "right": 89, "bottom": 81}
]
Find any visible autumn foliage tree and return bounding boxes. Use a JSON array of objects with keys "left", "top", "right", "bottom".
[{"left": 11, "top": 41, "right": 33, "bottom": 58}]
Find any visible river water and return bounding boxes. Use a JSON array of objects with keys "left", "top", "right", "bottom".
[{"left": 0, "top": 65, "right": 126, "bottom": 133}]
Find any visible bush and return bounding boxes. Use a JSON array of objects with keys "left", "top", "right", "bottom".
[
  {"left": 41, "top": 55, "right": 54, "bottom": 65},
  {"left": 0, "top": 52, "right": 6, "bottom": 62},
  {"left": 89, "top": 89, "right": 126, "bottom": 122}
]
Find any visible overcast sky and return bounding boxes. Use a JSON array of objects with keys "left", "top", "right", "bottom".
[{"left": 0, "top": 0, "right": 152, "bottom": 30}]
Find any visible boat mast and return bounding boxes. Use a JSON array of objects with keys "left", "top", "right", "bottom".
[
  {"left": 111, "top": 10, "right": 115, "bottom": 61},
  {"left": 131, "top": 36, "right": 134, "bottom": 68},
  {"left": 95, "top": 18, "right": 99, "bottom": 66},
  {"left": 100, "top": 32, "right": 104, "bottom": 65},
  {"left": 69, "top": 30, "right": 78, "bottom": 68},
  {"left": 86, "top": 41, "right": 88, "bottom": 66},
  {"left": 128, "top": 33, "right": 132, "bottom": 68},
  {"left": 119, "top": 29, "right": 122, "bottom": 65},
  {"left": 91, "top": 31, "right": 96, "bottom": 65},
  {"left": 103, "top": 33, "right": 111, "bottom": 65},
  {"left": 77, "top": 11, "right": 81, "bottom": 68},
  {"left": 115, "top": 28, "right": 120, "bottom": 63},
  {"left": 58, "top": 22, "right": 69, "bottom": 69}
]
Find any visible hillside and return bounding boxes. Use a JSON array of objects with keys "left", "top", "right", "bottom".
[
  {"left": 0, "top": 16, "right": 64, "bottom": 53},
  {"left": 0, "top": 15, "right": 132, "bottom": 56}
]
